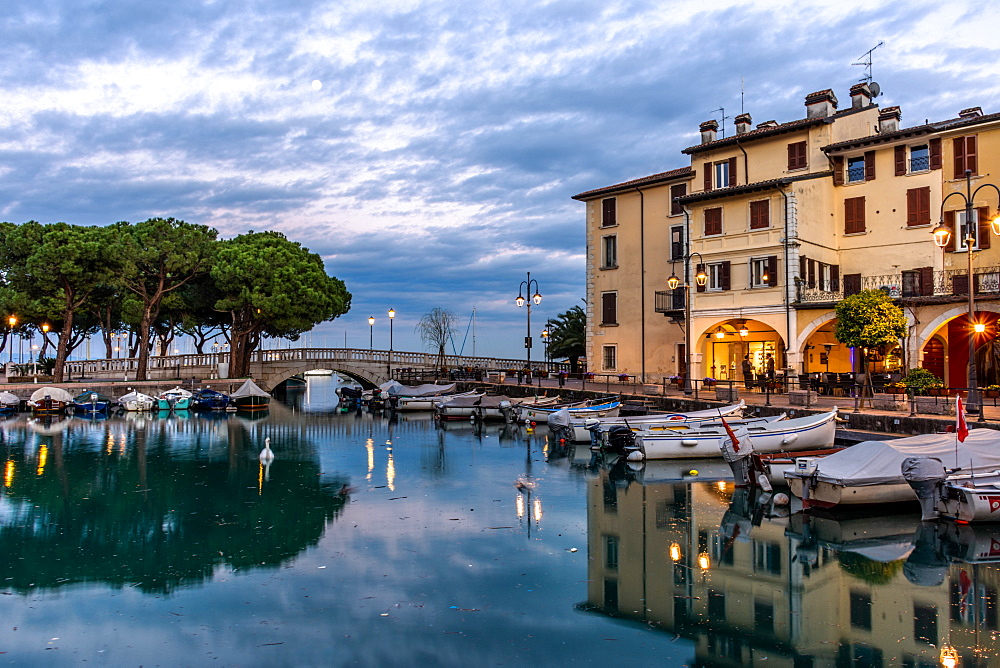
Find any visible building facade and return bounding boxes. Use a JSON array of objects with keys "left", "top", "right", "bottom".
[{"left": 574, "top": 84, "right": 1000, "bottom": 386}]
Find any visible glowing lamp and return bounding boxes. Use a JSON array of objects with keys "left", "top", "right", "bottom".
[
  {"left": 715, "top": 327, "right": 726, "bottom": 339},
  {"left": 697, "top": 552, "right": 711, "bottom": 570},
  {"left": 515, "top": 294, "right": 525, "bottom": 307},
  {"left": 695, "top": 268, "right": 708, "bottom": 286},
  {"left": 932, "top": 221, "right": 952, "bottom": 248},
  {"left": 669, "top": 542, "right": 681, "bottom": 562},
  {"left": 666, "top": 273, "right": 680, "bottom": 290},
  {"left": 368, "top": 316, "right": 375, "bottom": 326},
  {"left": 974, "top": 322, "right": 986, "bottom": 333}
]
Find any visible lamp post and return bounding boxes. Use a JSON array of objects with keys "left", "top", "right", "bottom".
[
  {"left": 388, "top": 308, "right": 395, "bottom": 378},
  {"left": 7, "top": 316, "right": 15, "bottom": 364},
  {"left": 541, "top": 324, "right": 550, "bottom": 372},
  {"left": 666, "top": 253, "right": 708, "bottom": 394},
  {"left": 40, "top": 323, "right": 49, "bottom": 358},
  {"left": 515, "top": 272, "right": 542, "bottom": 370},
  {"left": 932, "top": 169, "right": 1000, "bottom": 418},
  {"left": 368, "top": 316, "right": 375, "bottom": 351}
]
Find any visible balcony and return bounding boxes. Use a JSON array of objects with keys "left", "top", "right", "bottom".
[
  {"left": 796, "top": 265, "right": 1000, "bottom": 304},
  {"left": 654, "top": 290, "right": 686, "bottom": 316}
]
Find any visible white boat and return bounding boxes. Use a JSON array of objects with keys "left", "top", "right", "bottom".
[
  {"left": 902, "top": 453, "right": 1000, "bottom": 523},
  {"left": 118, "top": 390, "right": 156, "bottom": 412},
  {"left": 785, "top": 428, "right": 1000, "bottom": 509},
  {"left": 389, "top": 390, "right": 479, "bottom": 411},
  {"left": 553, "top": 401, "right": 746, "bottom": 442},
  {"left": 0, "top": 391, "right": 20, "bottom": 414},
  {"left": 517, "top": 399, "right": 620, "bottom": 425},
  {"left": 619, "top": 409, "right": 838, "bottom": 461},
  {"left": 434, "top": 393, "right": 489, "bottom": 419},
  {"left": 157, "top": 387, "right": 193, "bottom": 411}
]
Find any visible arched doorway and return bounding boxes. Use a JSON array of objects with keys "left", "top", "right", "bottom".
[{"left": 922, "top": 337, "right": 945, "bottom": 381}]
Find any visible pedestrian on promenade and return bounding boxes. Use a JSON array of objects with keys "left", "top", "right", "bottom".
[{"left": 741, "top": 355, "right": 753, "bottom": 389}]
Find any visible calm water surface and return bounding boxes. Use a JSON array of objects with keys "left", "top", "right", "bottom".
[{"left": 0, "top": 376, "right": 997, "bottom": 666}]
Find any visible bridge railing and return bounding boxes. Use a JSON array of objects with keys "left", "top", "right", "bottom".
[{"left": 63, "top": 348, "right": 557, "bottom": 378}]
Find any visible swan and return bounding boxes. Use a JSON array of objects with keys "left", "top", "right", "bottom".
[{"left": 259, "top": 437, "right": 274, "bottom": 463}]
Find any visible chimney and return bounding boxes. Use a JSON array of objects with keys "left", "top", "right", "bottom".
[
  {"left": 734, "top": 113, "right": 752, "bottom": 134},
  {"left": 756, "top": 120, "right": 779, "bottom": 130},
  {"left": 878, "top": 106, "right": 901, "bottom": 133},
  {"left": 959, "top": 107, "right": 983, "bottom": 119},
  {"left": 849, "top": 83, "right": 872, "bottom": 109},
  {"left": 699, "top": 119, "right": 719, "bottom": 144},
  {"left": 805, "top": 89, "right": 838, "bottom": 119}
]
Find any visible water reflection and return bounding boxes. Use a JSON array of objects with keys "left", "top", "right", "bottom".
[
  {"left": 581, "top": 456, "right": 1000, "bottom": 666},
  {"left": 0, "top": 410, "right": 348, "bottom": 594}
]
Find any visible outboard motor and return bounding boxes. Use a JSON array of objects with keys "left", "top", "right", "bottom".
[
  {"left": 901, "top": 456, "right": 947, "bottom": 522},
  {"left": 604, "top": 425, "right": 635, "bottom": 455}
]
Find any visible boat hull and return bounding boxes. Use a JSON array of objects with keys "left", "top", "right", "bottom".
[{"left": 785, "top": 476, "right": 916, "bottom": 508}]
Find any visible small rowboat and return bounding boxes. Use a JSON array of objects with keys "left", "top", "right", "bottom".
[
  {"left": 28, "top": 386, "right": 73, "bottom": 414},
  {"left": 118, "top": 390, "right": 156, "bottom": 412},
  {"left": 553, "top": 401, "right": 746, "bottom": 443}
]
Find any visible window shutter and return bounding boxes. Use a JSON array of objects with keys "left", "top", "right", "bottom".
[
  {"left": 929, "top": 138, "right": 942, "bottom": 170},
  {"left": 832, "top": 156, "right": 844, "bottom": 186},
  {"left": 843, "top": 273, "right": 861, "bottom": 297},
  {"left": 864, "top": 151, "right": 876, "bottom": 181},
  {"left": 704, "top": 163, "right": 713, "bottom": 191},
  {"left": 670, "top": 184, "right": 686, "bottom": 216},
  {"left": 766, "top": 256, "right": 778, "bottom": 287},
  {"left": 845, "top": 197, "right": 866, "bottom": 234},
  {"left": 696, "top": 264, "right": 706, "bottom": 293},
  {"left": 953, "top": 273, "right": 969, "bottom": 296},
  {"left": 944, "top": 210, "right": 956, "bottom": 253},
  {"left": 919, "top": 266, "right": 934, "bottom": 296},
  {"left": 727, "top": 157, "right": 737, "bottom": 187},
  {"left": 906, "top": 188, "right": 918, "bottom": 226},
  {"left": 807, "top": 259, "right": 816, "bottom": 288},
  {"left": 967, "top": 135, "right": 978, "bottom": 175},
  {"left": 831, "top": 265, "right": 840, "bottom": 292},
  {"left": 602, "top": 292, "right": 617, "bottom": 325},
  {"left": 602, "top": 198, "right": 616, "bottom": 227},
  {"left": 918, "top": 187, "right": 930, "bottom": 226},
  {"left": 799, "top": 255, "right": 807, "bottom": 282},
  {"left": 895, "top": 145, "right": 906, "bottom": 176},
  {"left": 721, "top": 261, "right": 731, "bottom": 291},
  {"left": 978, "top": 206, "right": 991, "bottom": 250},
  {"left": 954, "top": 137, "right": 966, "bottom": 179}
]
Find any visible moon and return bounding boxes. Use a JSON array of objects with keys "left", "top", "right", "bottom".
[{"left": 311, "top": 80, "right": 323, "bottom": 91}]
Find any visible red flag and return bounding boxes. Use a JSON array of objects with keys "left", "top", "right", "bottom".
[
  {"left": 957, "top": 395, "right": 969, "bottom": 443},
  {"left": 721, "top": 416, "right": 740, "bottom": 453}
]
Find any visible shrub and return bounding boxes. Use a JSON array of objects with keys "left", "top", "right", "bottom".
[{"left": 899, "top": 368, "right": 943, "bottom": 395}]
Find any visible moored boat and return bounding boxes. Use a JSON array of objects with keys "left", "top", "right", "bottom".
[
  {"left": 230, "top": 379, "right": 271, "bottom": 411},
  {"left": 28, "top": 386, "right": 73, "bottom": 414},
  {"left": 615, "top": 409, "right": 838, "bottom": 461},
  {"left": 902, "top": 455, "right": 1000, "bottom": 523},
  {"left": 157, "top": 387, "right": 193, "bottom": 411},
  {"left": 554, "top": 401, "right": 746, "bottom": 442},
  {"left": 785, "top": 428, "right": 1000, "bottom": 510},
  {"left": 435, "top": 393, "right": 489, "bottom": 420},
  {"left": 191, "top": 388, "right": 230, "bottom": 411},
  {"left": 118, "top": 390, "right": 156, "bottom": 412},
  {"left": 0, "top": 391, "right": 20, "bottom": 414},
  {"left": 518, "top": 398, "right": 621, "bottom": 425},
  {"left": 72, "top": 390, "right": 113, "bottom": 414}
]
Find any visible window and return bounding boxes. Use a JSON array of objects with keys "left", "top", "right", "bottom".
[
  {"left": 707, "top": 262, "right": 728, "bottom": 291},
  {"left": 750, "top": 199, "right": 770, "bottom": 229},
  {"left": 799, "top": 257, "right": 840, "bottom": 292},
  {"left": 704, "top": 207, "right": 722, "bottom": 236},
  {"left": 715, "top": 161, "right": 730, "bottom": 188},
  {"left": 910, "top": 144, "right": 929, "bottom": 172},
  {"left": 913, "top": 603, "right": 938, "bottom": 646},
  {"left": 943, "top": 207, "right": 991, "bottom": 253},
  {"left": 604, "top": 535, "right": 619, "bottom": 570},
  {"left": 845, "top": 196, "right": 866, "bottom": 234},
  {"left": 670, "top": 183, "right": 686, "bottom": 216},
  {"left": 958, "top": 209, "right": 981, "bottom": 251},
  {"left": 670, "top": 226, "right": 685, "bottom": 261},
  {"left": 703, "top": 158, "right": 736, "bottom": 190},
  {"left": 787, "top": 141, "right": 807, "bottom": 170},
  {"left": 847, "top": 156, "right": 865, "bottom": 183},
  {"left": 850, "top": 591, "right": 872, "bottom": 630},
  {"left": 601, "top": 198, "right": 617, "bottom": 227},
  {"left": 601, "top": 235, "right": 617, "bottom": 269},
  {"left": 602, "top": 345, "right": 617, "bottom": 370},
  {"left": 750, "top": 257, "right": 778, "bottom": 288},
  {"left": 954, "top": 135, "right": 978, "bottom": 179},
  {"left": 708, "top": 591, "right": 726, "bottom": 620},
  {"left": 906, "top": 187, "right": 931, "bottom": 226},
  {"left": 601, "top": 292, "right": 617, "bottom": 325},
  {"left": 754, "top": 601, "right": 775, "bottom": 634}
]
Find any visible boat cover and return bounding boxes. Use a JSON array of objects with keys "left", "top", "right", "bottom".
[
  {"left": 476, "top": 395, "right": 511, "bottom": 409},
  {"left": 808, "top": 428, "right": 1000, "bottom": 487},
  {"left": 438, "top": 394, "right": 486, "bottom": 408},
  {"left": 384, "top": 382, "right": 457, "bottom": 397},
  {"left": 230, "top": 379, "right": 271, "bottom": 399},
  {"left": 29, "top": 386, "right": 74, "bottom": 403},
  {"left": 0, "top": 391, "right": 20, "bottom": 405},
  {"left": 118, "top": 390, "right": 155, "bottom": 403}
]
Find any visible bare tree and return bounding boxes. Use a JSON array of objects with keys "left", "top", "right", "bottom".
[{"left": 416, "top": 308, "right": 457, "bottom": 368}]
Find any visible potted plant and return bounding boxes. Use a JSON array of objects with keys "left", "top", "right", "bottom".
[
  {"left": 583, "top": 372, "right": 595, "bottom": 381},
  {"left": 703, "top": 377, "right": 716, "bottom": 387},
  {"left": 618, "top": 373, "right": 630, "bottom": 382},
  {"left": 898, "top": 368, "right": 944, "bottom": 396},
  {"left": 985, "top": 384, "right": 1000, "bottom": 399},
  {"left": 884, "top": 381, "right": 905, "bottom": 395}
]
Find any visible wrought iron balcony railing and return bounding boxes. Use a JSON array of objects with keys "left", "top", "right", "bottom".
[{"left": 796, "top": 265, "right": 1000, "bottom": 303}]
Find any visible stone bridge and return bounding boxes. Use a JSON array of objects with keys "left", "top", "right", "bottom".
[{"left": 64, "top": 348, "right": 536, "bottom": 391}]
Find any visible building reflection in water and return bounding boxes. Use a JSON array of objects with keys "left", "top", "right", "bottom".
[{"left": 580, "top": 457, "right": 1000, "bottom": 667}]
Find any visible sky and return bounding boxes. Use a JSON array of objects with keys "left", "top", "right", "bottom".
[{"left": 3, "top": 0, "right": 1000, "bottom": 361}]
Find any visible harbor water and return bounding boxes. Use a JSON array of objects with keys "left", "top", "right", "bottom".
[{"left": 0, "top": 375, "right": 996, "bottom": 665}]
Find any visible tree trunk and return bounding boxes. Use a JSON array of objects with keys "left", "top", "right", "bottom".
[
  {"left": 134, "top": 304, "right": 156, "bottom": 381},
  {"left": 52, "top": 313, "right": 74, "bottom": 383}
]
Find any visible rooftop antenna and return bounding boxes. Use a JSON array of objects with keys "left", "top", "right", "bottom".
[
  {"left": 710, "top": 106, "right": 731, "bottom": 138},
  {"left": 740, "top": 77, "right": 745, "bottom": 115},
  {"left": 852, "top": 41, "right": 884, "bottom": 98}
]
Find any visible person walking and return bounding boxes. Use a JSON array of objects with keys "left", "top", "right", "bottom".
[
  {"left": 766, "top": 353, "right": 775, "bottom": 380},
  {"left": 741, "top": 355, "right": 753, "bottom": 389}
]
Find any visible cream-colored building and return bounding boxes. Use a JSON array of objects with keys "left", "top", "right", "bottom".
[{"left": 575, "top": 85, "right": 1000, "bottom": 387}]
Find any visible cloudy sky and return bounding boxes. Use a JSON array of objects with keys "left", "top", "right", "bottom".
[{"left": 3, "top": 0, "right": 1000, "bottom": 360}]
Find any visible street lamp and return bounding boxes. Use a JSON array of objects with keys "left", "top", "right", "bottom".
[
  {"left": 7, "top": 316, "right": 16, "bottom": 364},
  {"left": 388, "top": 308, "right": 395, "bottom": 377},
  {"left": 368, "top": 316, "right": 375, "bottom": 351},
  {"left": 40, "top": 323, "right": 49, "bottom": 358},
  {"left": 666, "top": 253, "right": 708, "bottom": 393},
  {"left": 515, "top": 272, "right": 542, "bottom": 370},
  {"left": 931, "top": 169, "right": 1000, "bottom": 417},
  {"left": 541, "top": 324, "right": 550, "bottom": 371}
]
